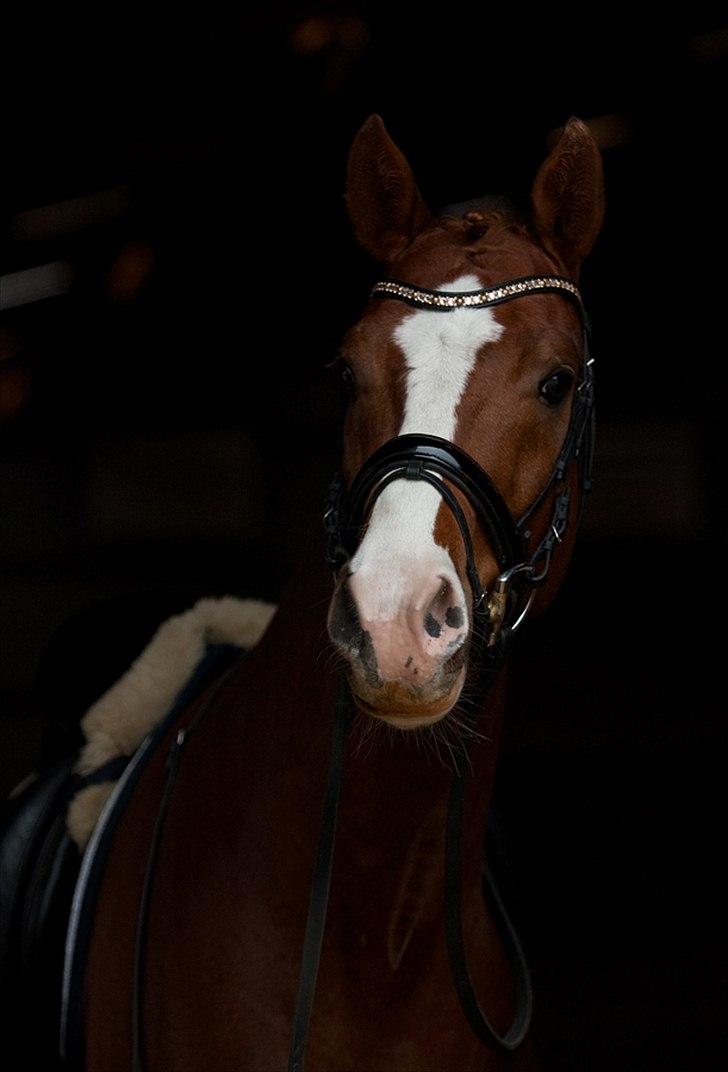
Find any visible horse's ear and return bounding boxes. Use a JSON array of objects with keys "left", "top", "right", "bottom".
[
  {"left": 530, "top": 116, "right": 605, "bottom": 275},
  {"left": 345, "top": 114, "right": 432, "bottom": 264}
]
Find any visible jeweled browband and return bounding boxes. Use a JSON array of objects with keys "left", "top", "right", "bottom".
[{"left": 370, "top": 274, "right": 589, "bottom": 329}]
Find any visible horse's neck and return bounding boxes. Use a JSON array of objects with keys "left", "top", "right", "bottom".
[
  {"left": 144, "top": 551, "right": 518, "bottom": 1069},
  {"left": 261, "top": 552, "right": 508, "bottom": 942},
  {"left": 335, "top": 693, "right": 506, "bottom": 966}
]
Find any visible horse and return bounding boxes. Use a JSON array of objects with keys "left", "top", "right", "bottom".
[{"left": 60, "top": 112, "right": 604, "bottom": 1071}]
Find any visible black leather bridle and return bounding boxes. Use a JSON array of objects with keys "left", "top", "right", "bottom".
[
  {"left": 323, "top": 272, "right": 595, "bottom": 665},
  {"left": 126, "top": 273, "right": 595, "bottom": 1072}
]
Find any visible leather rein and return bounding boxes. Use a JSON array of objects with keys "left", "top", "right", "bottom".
[{"left": 128, "top": 272, "right": 595, "bottom": 1072}]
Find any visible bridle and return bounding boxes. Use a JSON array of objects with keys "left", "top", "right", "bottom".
[
  {"left": 323, "top": 273, "right": 595, "bottom": 665},
  {"left": 127, "top": 273, "right": 595, "bottom": 1072}
]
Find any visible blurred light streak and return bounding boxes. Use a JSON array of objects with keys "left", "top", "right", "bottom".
[
  {"left": 9, "top": 187, "right": 131, "bottom": 242},
  {"left": 0, "top": 262, "right": 74, "bottom": 310}
]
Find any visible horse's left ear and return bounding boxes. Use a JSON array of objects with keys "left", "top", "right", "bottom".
[{"left": 530, "top": 116, "right": 605, "bottom": 275}]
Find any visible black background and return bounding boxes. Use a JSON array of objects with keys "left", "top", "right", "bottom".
[{"left": 1, "top": 7, "right": 726, "bottom": 1069}]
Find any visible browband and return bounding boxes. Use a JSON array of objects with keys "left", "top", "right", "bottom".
[{"left": 370, "top": 274, "right": 591, "bottom": 335}]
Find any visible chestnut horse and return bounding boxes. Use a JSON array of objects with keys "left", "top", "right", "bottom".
[{"left": 74, "top": 114, "right": 604, "bottom": 1070}]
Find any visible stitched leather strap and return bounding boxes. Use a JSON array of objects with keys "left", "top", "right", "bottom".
[
  {"left": 445, "top": 746, "right": 533, "bottom": 1050},
  {"left": 287, "top": 671, "right": 353, "bottom": 1072}
]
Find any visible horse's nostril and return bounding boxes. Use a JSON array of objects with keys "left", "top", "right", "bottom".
[
  {"left": 415, "top": 575, "right": 467, "bottom": 658},
  {"left": 427, "top": 576, "right": 464, "bottom": 636},
  {"left": 445, "top": 605, "right": 465, "bottom": 629}
]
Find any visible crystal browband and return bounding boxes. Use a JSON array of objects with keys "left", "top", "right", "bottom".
[{"left": 370, "top": 274, "right": 583, "bottom": 312}]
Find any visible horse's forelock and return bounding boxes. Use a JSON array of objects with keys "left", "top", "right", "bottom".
[{"left": 434, "top": 194, "right": 533, "bottom": 247}]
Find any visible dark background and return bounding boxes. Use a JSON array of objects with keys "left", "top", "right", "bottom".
[{"left": 1, "top": 7, "right": 725, "bottom": 1069}]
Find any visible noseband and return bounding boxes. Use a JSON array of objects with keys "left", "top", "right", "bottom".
[{"left": 324, "top": 272, "right": 595, "bottom": 665}]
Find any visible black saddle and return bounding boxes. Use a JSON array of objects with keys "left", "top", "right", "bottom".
[{"left": 0, "top": 751, "right": 81, "bottom": 1068}]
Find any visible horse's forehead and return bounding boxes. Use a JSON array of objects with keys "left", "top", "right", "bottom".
[{"left": 392, "top": 216, "right": 551, "bottom": 278}]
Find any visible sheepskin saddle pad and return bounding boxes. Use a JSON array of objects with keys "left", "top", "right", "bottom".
[{"left": 66, "top": 595, "right": 277, "bottom": 850}]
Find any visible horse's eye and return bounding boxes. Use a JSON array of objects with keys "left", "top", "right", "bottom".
[
  {"left": 325, "top": 356, "right": 357, "bottom": 400},
  {"left": 539, "top": 368, "right": 575, "bottom": 406},
  {"left": 338, "top": 361, "right": 356, "bottom": 398}
]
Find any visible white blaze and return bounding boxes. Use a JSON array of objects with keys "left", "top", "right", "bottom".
[{"left": 349, "top": 274, "right": 504, "bottom": 620}]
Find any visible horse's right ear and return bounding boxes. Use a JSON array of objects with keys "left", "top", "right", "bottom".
[{"left": 345, "top": 114, "right": 432, "bottom": 264}]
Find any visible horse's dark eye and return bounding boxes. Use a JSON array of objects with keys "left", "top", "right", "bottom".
[
  {"left": 338, "top": 361, "right": 356, "bottom": 398},
  {"left": 539, "top": 368, "right": 575, "bottom": 406},
  {"left": 326, "top": 356, "right": 357, "bottom": 401}
]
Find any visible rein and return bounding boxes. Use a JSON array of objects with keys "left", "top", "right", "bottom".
[{"left": 129, "top": 272, "right": 594, "bottom": 1072}]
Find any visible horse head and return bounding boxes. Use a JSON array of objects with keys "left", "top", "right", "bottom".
[{"left": 327, "top": 114, "right": 604, "bottom": 728}]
